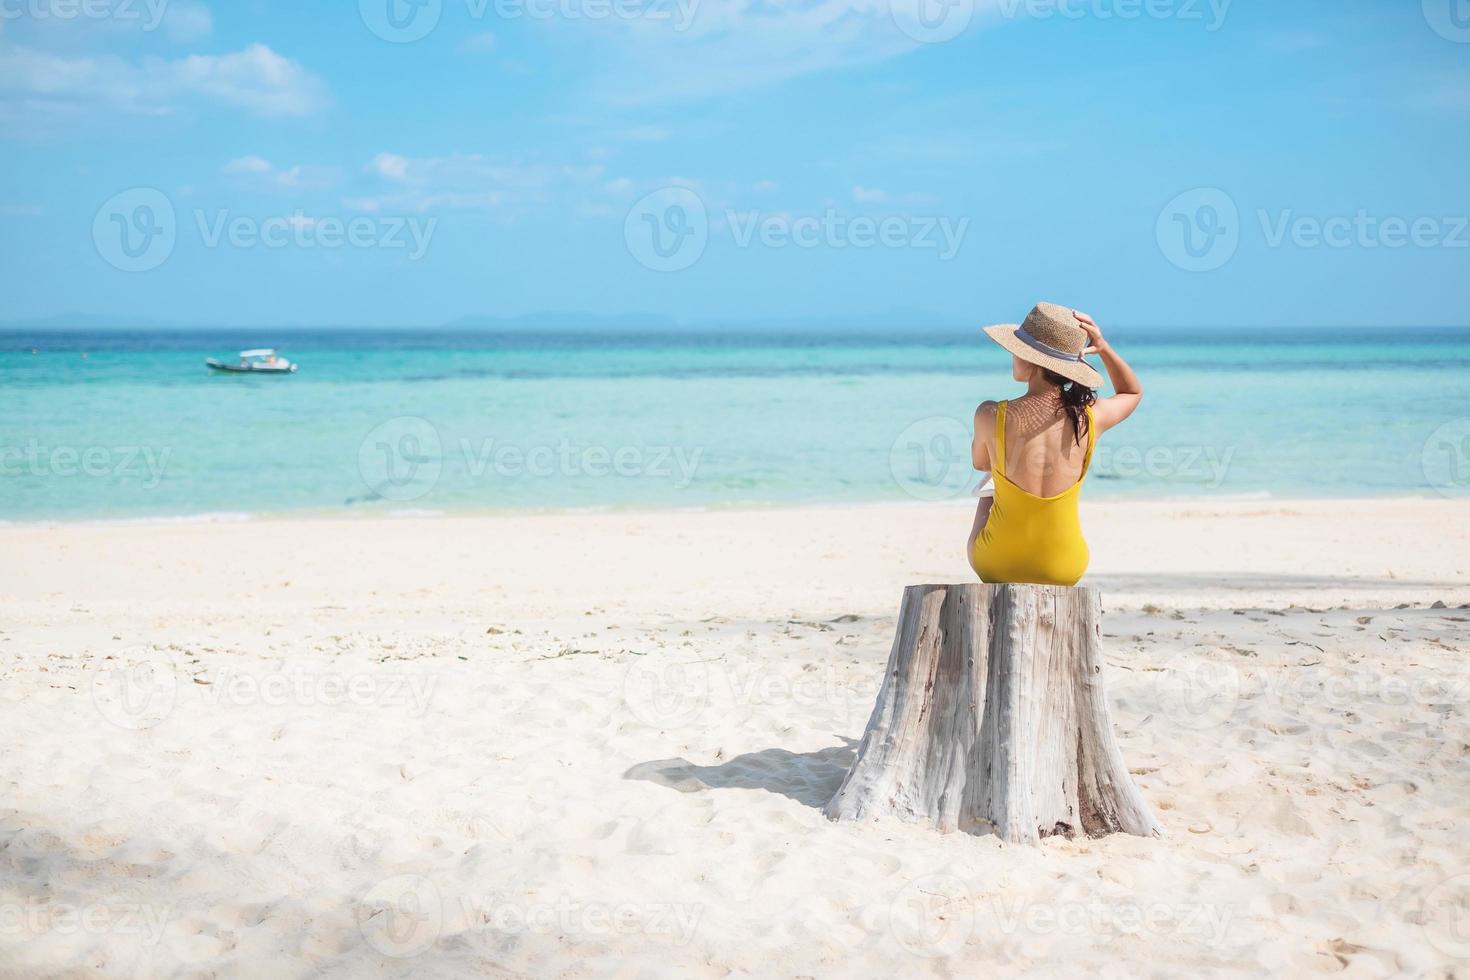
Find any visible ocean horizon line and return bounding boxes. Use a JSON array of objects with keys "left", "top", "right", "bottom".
[{"left": 6, "top": 318, "right": 1470, "bottom": 334}]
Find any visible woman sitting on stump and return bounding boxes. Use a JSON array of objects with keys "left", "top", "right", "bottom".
[{"left": 968, "top": 303, "right": 1143, "bottom": 587}]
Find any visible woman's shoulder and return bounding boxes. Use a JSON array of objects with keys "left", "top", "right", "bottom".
[{"left": 974, "top": 399, "right": 1002, "bottom": 421}]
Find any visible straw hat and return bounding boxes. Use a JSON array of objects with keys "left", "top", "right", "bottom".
[{"left": 982, "top": 302, "right": 1103, "bottom": 389}]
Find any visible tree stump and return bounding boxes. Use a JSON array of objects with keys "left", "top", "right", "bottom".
[{"left": 824, "top": 583, "right": 1161, "bottom": 845}]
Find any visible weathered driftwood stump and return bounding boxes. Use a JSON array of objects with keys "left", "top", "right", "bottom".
[{"left": 825, "top": 583, "right": 1160, "bottom": 845}]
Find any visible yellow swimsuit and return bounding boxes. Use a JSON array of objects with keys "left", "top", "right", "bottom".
[{"left": 971, "top": 400, "right": 1095, "bottom": 587}]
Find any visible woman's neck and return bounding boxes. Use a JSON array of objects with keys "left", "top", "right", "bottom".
[{"left": 1024, "top": 377, "right": 1062, "bottom": 400}]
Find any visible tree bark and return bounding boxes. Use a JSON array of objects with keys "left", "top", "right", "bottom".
[{"left": 824, "top": 583, "right": 1161, "bottom": 845}]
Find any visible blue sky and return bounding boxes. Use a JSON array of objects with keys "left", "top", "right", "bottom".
[{"left": 0, "top": 0, "right": 1466, "bottom": 327}]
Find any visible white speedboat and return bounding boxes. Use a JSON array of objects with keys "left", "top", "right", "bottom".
[{"left": 205, "top": 349, "right": 298, "bottom": 374}]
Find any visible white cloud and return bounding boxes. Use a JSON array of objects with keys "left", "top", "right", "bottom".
[
  {"left": 0, "top": 41, "right": 330, "bottom": 122},
  {"left": 1260, "top": 30, "right": 1328, "bottom": 54},
  {"left": 171, "top": 44, "right": 329, "bottom": 116},
  {"left": 351, "top": 152, "right": 607, "bottom": 213},
  {"left": 559, "top": 0, "right": 1003, "bottom": 104},
  {"left": 458, "top": 31, "right": 496, "bottom": 53},
  {"left": 1422, "top": 70, "right": 1470, "bottom": 112},
  {"left": 163, "top": 0, "right": 214, "bottom": 43},
  {"left": 617, "top": 125, "right": 671, "bottom": 142},
  {"left": 852, "top": 184, "right": 886, "bottom": 203},
  {"left": 224, "top": 156, "right": 341, "bottom": 191},
  {"left": 368, "top": 152, "right": 413, "bottom": 183},
  {"left": 224, "top": 155, "right": 272, "bottom": 175}
]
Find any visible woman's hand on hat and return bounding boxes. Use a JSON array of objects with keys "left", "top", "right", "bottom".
[{"left": 1073, "top": 310, "right": 1109, "bottom": 356}]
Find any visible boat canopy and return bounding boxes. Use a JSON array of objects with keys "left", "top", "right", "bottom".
[{"left": 238, "top": 349, "right": 277, "bottom": 358}]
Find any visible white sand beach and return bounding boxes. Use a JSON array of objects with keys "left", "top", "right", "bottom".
[{"left": 3, "top": 498, "right": 1469, "bottom": 977}]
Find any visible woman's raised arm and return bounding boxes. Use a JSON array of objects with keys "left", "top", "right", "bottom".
[{"left": 1074, "top": 310, "right": 1142, "bottom": 434}]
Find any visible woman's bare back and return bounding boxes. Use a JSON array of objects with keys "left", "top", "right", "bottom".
[
  {"left": 1000, "top": 395, "right": 1091, "bottom": 497},
  {"left": 976, "top": 395, "right": 1090, "bottom": 498}
]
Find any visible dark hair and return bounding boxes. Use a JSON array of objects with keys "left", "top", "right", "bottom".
[{"left": 1042, "top": 369, "right": 1097, "bottom": 445}]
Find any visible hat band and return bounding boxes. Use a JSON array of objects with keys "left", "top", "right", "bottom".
[{"left": 1015, "top": 325, "right": 1084, "bottom": 364}]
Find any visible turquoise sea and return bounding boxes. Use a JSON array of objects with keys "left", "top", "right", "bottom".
[{"left": 2, "top": 327, "right": 1468, "bottom": 522}]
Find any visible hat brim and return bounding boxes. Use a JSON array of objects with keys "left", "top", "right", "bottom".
[{"left": 982, "top": 323, "right": 1104, "bottom": 389}]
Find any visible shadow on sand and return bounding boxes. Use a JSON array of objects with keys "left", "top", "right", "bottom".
[{"left": 624, "top": 740, "right": 859, "bottom": 810}]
